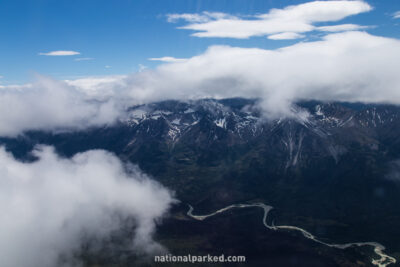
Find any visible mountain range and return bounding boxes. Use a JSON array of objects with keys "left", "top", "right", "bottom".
[{"left": 1, "top": 98, "right": 400, "bottom": 266}]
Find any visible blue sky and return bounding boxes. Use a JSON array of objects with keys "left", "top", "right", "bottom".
[{"left": 0, "top": 0, "right": 399, "bottom": 84}]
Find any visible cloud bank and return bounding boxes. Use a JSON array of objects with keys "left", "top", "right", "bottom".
[
  {"left": 119, "top": 31, "right": 400, "bottom": 118},
  {"left": 167, "top": 0, "right": 372, "bottom": 39},
  {"left": 0, "top": 75, "right": 123, "bottom": 136},
  {"left": 0, "top": 146, "right": 175, "bottom": 267},
  {"left": 1, "top": 31, "right": 400, "bottom": 135}
]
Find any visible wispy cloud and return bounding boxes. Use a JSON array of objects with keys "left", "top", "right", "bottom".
[
  {"left": 65, "top": 75, "right": 127, "bottom": 94},
  {"left": 74, "top": 57, "right": 94, "bottom": 61},
  {"left": 167, "top": 1, "right": 372, "bottom": 39},
  {"left": 138, "top": 64, "right": 148, "bottom": 72},
  {"left": 317, "top": 24, "right": 371, "bottom": 32},
  {"left": 148, "top": 56, "right": 187, "bottom": 63},
  {"left": 268, "top": 32, "right": 305, "bottom": 40},
  {"left": 167, "top": 12, "right": 236, "bottom": 23},
  {"left": 39, "top": 50, "right": 80, "bottom": 56},
  {"left": 393, "top": 11, "right": 400, "bottom": 19}
]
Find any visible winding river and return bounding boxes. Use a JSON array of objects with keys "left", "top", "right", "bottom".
[{"left": 187, "top": 203, "right": 396, "bottom": 267}]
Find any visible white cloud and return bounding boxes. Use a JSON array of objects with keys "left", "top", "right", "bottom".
[
  {"left": 0, "top": 145, "right": 175, "bottom": 267},
  {"left": 268, "top": 32, "right": 305, "bottom": 40},
  {"left": 2, "top": 31, "right": 400, "bottom": 135},
  {"left": 317, "top": 23, "right": 370, "bottom": 32},
  {"left": 393, "top": 11, "right": 400, "bottom": 19},
  {"left": 74, "top": 57, "right": 94, "bottom": 61},
  {"left": 169, "top": 1, "right": 372, "bottom": 39},
  {"left": 148, "top": 56, "right": 187, "bottom": 63},
  {"left": 39, "top": 51, "right": 80, "bottom": 56},
  {"left": 105, "top": 65, "right": 111, "bottom": 69},
  {"left": 0, "top": 75, "right": 124, "bottom": 136}
]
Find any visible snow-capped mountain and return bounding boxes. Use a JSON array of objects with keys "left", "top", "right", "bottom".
[{"left": 113, "top": 98, "right": 400, "bottom": 169}]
